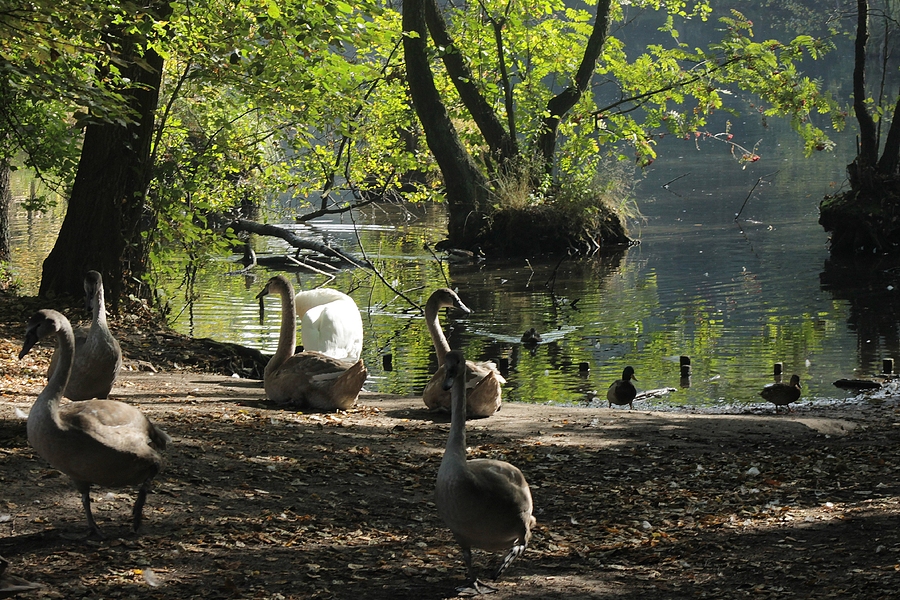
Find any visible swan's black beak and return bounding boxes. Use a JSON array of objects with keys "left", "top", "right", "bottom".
[
  {"left": 443, "top": 371, "right": 456, "bottom": 391},
  {"left": 443, "top": 356, "right": 464, "bottom": 391},
  {"left": 255, "top": 283, "right": 272, "bottom": 324},
  {"left": 19, "top": 329, "right": 40, "bottom": 359}
]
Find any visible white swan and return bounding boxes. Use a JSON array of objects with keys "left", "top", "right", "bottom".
[
  {"left": 20, "top": 309, "right": 170, "bottom": 538},
  {"left": 258, "top": 276, "right": 367, "bottom": 410},
  {"left": 422, "top": 288, "right": 503, "bottom": 418},
  {"left": 294, "top": 287, "right": 364, "bottom": 362},
  {"left": 48, "top": 270, "right": 122, "bottom": 400},
  {"left": 435, "top": 350, "right": 535, "bottom": 595}
]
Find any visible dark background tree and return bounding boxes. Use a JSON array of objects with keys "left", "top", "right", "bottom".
[
  {"left": 819, "top": 0, "right": 900, "bottom": 254},
  {"left": 39, "top": 3, "right": 172, "bottom": 309}
]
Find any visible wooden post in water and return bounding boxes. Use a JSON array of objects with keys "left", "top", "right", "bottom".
[
  {"left": 679, "top": 355, "right": 691, "bottom": 387},
  {"left": 773, "top": 362, "right": 783, "bottom": 382},
  {"left": 499, "top": 357, "right": 510, "bottom": 378},
  {"left": 679, "top": 355, "right": 691, "bottom": 378},
  {"left": 382, "top": 353, "right": 393, "bottom": 372},
  {"left": 883, "top": 358, "right": 894, "bottom": 375}
]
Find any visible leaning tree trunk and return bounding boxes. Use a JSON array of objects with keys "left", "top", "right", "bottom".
[
  {"left": 876, "top": 93, "right": 900, "bottom": 175},
  {"left": 536, "top": 0, "right": 613, "bottom": 173},
  {"left": 423, "top": 0, "right": 517, "bottom": 166},
  {"left": 403, "top": 0, "right": 492, "bottom": 246},
  {"left": 39, "top": 6, "right": 169, "bottom": 311}
]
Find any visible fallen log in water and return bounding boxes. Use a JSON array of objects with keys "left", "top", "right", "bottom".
[{"left": 228, "top": 219, "right": 370, "bottom": 270}]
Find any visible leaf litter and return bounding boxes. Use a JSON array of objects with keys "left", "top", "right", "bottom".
[{"left": 1, "top": 295, "right": 900, "bottom": 598}]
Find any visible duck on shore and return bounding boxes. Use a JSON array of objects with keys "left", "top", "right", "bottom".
[{"left": 607, "top": 366, "right": 638, "bottom": 409}]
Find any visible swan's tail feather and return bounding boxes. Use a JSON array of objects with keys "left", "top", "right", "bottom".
[
  {"left": 149, "top": 423, "right": 172, "bottom": 450},
  {"left": 332, "top": 359, "right": 367, "bottom": 407}
]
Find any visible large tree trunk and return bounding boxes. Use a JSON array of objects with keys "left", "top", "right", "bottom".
[
  {"left": 536, "top": 0, "right": 613, "bottom": 172},
  {"left": 403, "top": 0, "right": 492, "bottom": 245},
  {"left": 876, "top": 92, "right": 900, "bottom": 175},
  {"left": 39, "top": 5, "right": 169, "bottom": 310}
]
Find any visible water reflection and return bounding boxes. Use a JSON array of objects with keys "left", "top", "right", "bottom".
[
  {"left": 820, "top": 255, "right": 900, "bottom": 375},
  {"left": 8, "top": 129, "right": 891, "bottom": 409}
]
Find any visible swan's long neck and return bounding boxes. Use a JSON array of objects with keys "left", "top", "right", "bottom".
[
  {"left": 92, "top": 285, "right": 107, "bottom": 329},
  {"left": 34, "top": 319, "right": 75, "bottom": 422},
  {"left": 425, "top": 301, "right": 451, "bottom": 366},
  {"left": 269, "top": 283, "right": 298, "bottom": 373},
  {"left": 443, "top": 362, "right": 468, "bottom": 465}
]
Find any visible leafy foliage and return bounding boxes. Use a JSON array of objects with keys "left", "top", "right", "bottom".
[
  {"left": 2, "top": 0, "right": 851, "bottom": 285},
  {"left": 403, "top": 0, "right": 843, "bottom": 250},
  {"left": 0, "top": 0, "right": 138, "bottom": 190}
]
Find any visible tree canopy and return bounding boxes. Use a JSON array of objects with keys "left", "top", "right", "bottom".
[{"left": 0, "top": 0, "right": 861, "bottom": 305}]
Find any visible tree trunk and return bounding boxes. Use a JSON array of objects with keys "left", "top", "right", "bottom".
[
  {"left": 852, "top": 0, "right": 878, "bottom": 173},
  {"left": 39, "top": 5, "right": 170, "bottom": 310},
  {"left": 820, "top": 0, "right": 900, "bottom": 255},
  {"left": 0, "top": 159, "right": 10, "bottom": 263},
  {"left": 876, "top": 91, "right": 900, "bottom": 175},
  {"left": 423, "top": 0, "right": 517, "bottom": 165},
  {"left": 536, "top": 0, "right": 613, "bottom": 172},
  {"left": 403, "top": 0, "right": 492, "bottom": 245}
]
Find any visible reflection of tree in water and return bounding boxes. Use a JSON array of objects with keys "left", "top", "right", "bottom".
[
  {"left": 820, "top": 256, "right": 900, "bottom": 372},
  {"left": 448, "top": 249, "right": 627, "bottom": 400}
]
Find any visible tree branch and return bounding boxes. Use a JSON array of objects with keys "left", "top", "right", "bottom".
[
  {"left": 536, "top": 0, "right": 613, "bottom": 171},
  {"left": 295, "top": 196, "right": 379, "bottom": 223},
  {"left": 227, "top": 219, "right": 370, "bottom": 269}
]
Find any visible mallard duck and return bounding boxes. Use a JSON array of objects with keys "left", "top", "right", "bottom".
[
  {"left": 760, "top": 374, "right": 801, "bottom": 411},
  {"left": 257, "top": 275, "right": 367, "bottom": 411},
  {"left": 435, "top": 350, "right": 536, "bottom": 595},
  {"left": 521, "top": 328, "right": 542, "bottom": 345},
  {"left": 607, "top": 366, "right": 638, "bottom": 409},
  {"left": 294, "top": 287, "right": 364, "bottom": 362},
  {"left": 434, "top": 241, "right": 485, "bottom": 264},
  {"left": 421, "top": 288, "right": 503, "bottom": 418},
  {"left": 19, "top": 309, "right": 170, "bottom": 538},
  {"left": 48, "top": 270, "right": 122, "bottom": 400}
]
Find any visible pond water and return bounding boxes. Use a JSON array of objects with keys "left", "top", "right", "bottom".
[{"left": 8, "top": 124, "right": 897, "bottom": 411}]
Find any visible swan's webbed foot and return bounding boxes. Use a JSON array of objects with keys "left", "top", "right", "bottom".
[
  {"left": 456, "top": 547, "right": 498, "bottom": 595},
  {"left": 456, "top": 579, "right": 497, "bottom": 596}
]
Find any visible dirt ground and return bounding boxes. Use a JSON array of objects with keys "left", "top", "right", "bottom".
[{"left": 1, "top": 295, "right": 900, "bottom": 599}]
